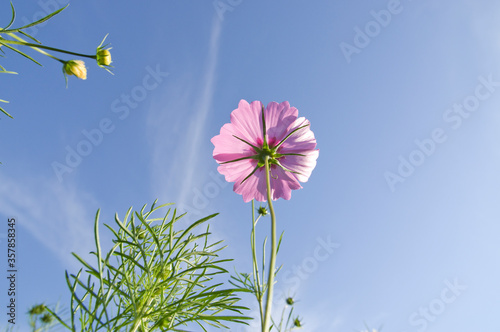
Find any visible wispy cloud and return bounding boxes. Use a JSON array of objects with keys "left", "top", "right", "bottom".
[
  {"left": 147, "top": 16, "right": 223, "bottom": 209},
  {"left": 177, "top": 17, "right": 222, "bottom": 206},
  {"left": 0, "top": 174, "right": 98, "bottom": 271}
]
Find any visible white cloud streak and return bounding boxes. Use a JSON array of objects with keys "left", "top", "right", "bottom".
[
  {"left": 0, "top": 174, "right": 98, "bottom": 271},
  {"left": 148, "top": 17, "right": 222, "bottom": 209},
  {"left": 177, "top": 17, "right": 222, "bottom": 206}
]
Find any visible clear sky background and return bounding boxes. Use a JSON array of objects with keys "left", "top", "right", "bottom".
[{"left": 1, "top": 0, "right": 500, "bottom": 331}]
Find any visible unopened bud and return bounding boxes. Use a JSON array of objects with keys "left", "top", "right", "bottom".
[
  {"left": 40, "top": 313, "right": 54, "bottom": 324},
  {"left": 28, "top": 304, "right": 46, "bottom": 315},
  {"left": 258, "top": 206, "right": 268, "bottom": 216},
  {"left": 97, "top": 48, "right": 112, "bottom": 67},
  {"left": 158, "top": 316, "right": 171, "bottom": 328},
  {"left": 135, "top": 226, "right": 146, "bottom": 240},
  {"left": 63, "top": 60, "right": 87, "bottom": 80},
  {"left": 293, "top": 316, "right": 303, "bottom": 328},
  {"left": 157, "top": 263, "right": 171, "bottom": 280}
]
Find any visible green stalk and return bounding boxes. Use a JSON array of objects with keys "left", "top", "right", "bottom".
[
  {"left": 5, "top": 32, "right": 61, "bottom": 62},
  {"left": 251, "top": 200, "right": 265, "bottom": 330},
  {"left": 130, "top": 296, "right": 155, "bottom": 332},
  {"left": 262, "top": 155, "right": 277, "bottom": 332},
  {"left": 0, "top": 37, "right": 96, "bottom": 60}
]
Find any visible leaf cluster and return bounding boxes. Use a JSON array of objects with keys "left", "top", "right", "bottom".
[{"left": 47, "top": 201, "right": 250, "bottom": 331}]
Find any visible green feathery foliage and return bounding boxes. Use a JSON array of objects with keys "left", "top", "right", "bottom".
[{"left": 46, "top": 201, "right": 250, "bottom": 332}]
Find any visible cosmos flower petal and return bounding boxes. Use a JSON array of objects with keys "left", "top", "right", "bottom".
[
  {"left": 228, "top": 100, "right": 264, "bottom": 146},
  {"left": 269, "top": 166, "right": 302, "bottom": 200},
  {"left": 218, "top": 159, "right": 257, "bottom": 183},
  {"left": 264, "top": 101, "right": 299, "bottom": 145},
  {"left": 279, "top": 149, "right": 319, "bottom": 183},
  {"left": 212, "top": 123, "right": 255, "bottom": 162},
  {"left": 234, "top": 168, "right": 267, "bottom": 202},
  {"left": 278, "top": 117, "right": 317, "bottom": 153}
]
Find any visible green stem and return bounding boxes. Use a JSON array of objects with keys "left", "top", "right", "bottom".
[
  {"left": 4, "top": 32, "right": 60, "bottom": 62},
  {"left": 130, "top": 295, "right": 155, "bottom": 332},
  {"left": 262, "top": 155, "right": 277, "bottom": 332},
  {"left": 251, "top": 200, "right": 265, "bottom": 330},
  {"left": 0, "top": 37, "right": 96, "bottom": 59}
]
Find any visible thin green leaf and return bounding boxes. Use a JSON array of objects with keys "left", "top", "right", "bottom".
[
  {"left": 0, "top": 67, "right": 18, "bottom": 74},
  {"left": 114, "top": 211, "right": 135, "bottom": 239},
  {"left": 2, "top": 5, "right": 68, "bottom": 33},
  {"left": 18, "top": 29, "right": 41, "bottom": 43},
  {"left": 113, "top": 251, "right": 147, "bottom": 272},
  {"left": 44, "top": 306, "right": 71, "bottom": 329},
  {"left": 94, "top": 209, "right": 105, "bottom": 287},
  {"left": 3, "top": 3, "right": 16, "bottom": 30},
  {"left": 136, "top": 211, "right": 163, "bottom": 260},
  {"left": 0, "top": 41, "right": 42, "bottom": 65},
  {"left": 277, "top": 231, "right": 284, "bottom": 254},
  {"left": 0, "top": 105, "right": 13, "bottom": 118}
]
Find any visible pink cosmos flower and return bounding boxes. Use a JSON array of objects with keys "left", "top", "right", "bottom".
[{"left": 211, "top": 100, "right": 319, "bottom": 202}]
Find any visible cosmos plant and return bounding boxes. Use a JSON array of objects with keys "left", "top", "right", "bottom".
[{"left": 212, "top": 100, "right": 319, "bottom": 331}]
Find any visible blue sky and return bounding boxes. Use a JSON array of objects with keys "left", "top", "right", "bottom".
[{"left": 1, "top": 0, "right": 500, "bottom": 331}]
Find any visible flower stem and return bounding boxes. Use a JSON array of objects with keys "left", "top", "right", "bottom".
[
  {"left": 262, "top": 155, "right": 277, "bottom": 332},
  {"left": 251, "top": 200, "right": 265, "bottom": 330},
  {"left": 0, "top": 37, "right": 96, "bottom": 59}
]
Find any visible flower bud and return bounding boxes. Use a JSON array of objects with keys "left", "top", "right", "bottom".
[
  {"left": 158, "top": 316, "right": 171, "bottom": 328},
  {"left": 293, "top": 316, "right": 303, "bottom": 328},
  {"left": 258, "top": 206, "right": 268, "bottom": 216},
  {"left": 135, "top": 226, "right": 146, "bottom": 240},
  {"left": 40, "top": 313, "right": 54, "bottom": 324},
  {"left": 28, "top": 304, "right": 46, "bottom": 315},
  {"left": 156, "top": 262, "right": 172, "bottom": 280},
  {"left": 285, "top": 297, "right": 295, "bottom": 305},
  {"left": 158, "top": 265, "right": 171, "bottom": 280},
  {"left": 153, "top": 286, "right": 163, "bottom": 296},
  {"left": 96, "top": 48, "right": 112, "bottom": 67},
  {"left": 63, "top": 60, "right": 87, "bottom": 80}
]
